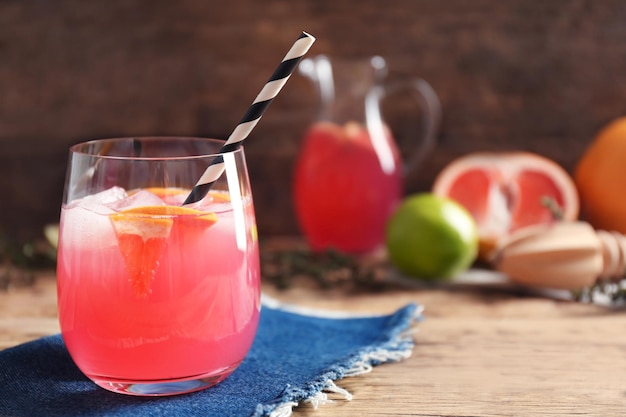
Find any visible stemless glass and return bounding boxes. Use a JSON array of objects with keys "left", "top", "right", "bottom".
[{"left": 56, "top": 137, "right": 261, "bottom": 396}]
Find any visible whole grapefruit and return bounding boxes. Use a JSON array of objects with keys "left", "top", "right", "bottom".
[{"left": 575, "top": 117, "right": 626, "bottom": 234}]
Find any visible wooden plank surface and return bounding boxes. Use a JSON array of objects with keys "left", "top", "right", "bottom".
[
  {"left": 1, "top": 271, "right": 625, "bottom": 416},
  {"left": 264, "top": 286, "right": 626, "bottom": 417}
]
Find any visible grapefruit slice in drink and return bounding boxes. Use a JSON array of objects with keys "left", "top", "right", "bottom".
[
  {"left": 432, "top": 152, "right": 579, "bottom": 260},
  {"left": 110, "top": 205, "right": 217, "bottom": 296}
]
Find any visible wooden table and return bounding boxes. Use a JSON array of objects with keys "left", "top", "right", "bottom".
[{"left": 1, "top": 270, "right": 625, "bottom": 416}]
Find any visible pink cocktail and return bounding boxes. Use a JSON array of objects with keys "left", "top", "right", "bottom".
[{"left": 57, "top": 138, "right": 261, "bottom": 396}]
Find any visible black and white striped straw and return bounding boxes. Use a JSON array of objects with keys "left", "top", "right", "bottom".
[{"left": 183, "top": 31, "right": 316, "bottom": 206}]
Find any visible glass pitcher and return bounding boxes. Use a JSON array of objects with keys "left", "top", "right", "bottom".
[{"left": 293, "top": 55, "right": 441, "bottom": 255}]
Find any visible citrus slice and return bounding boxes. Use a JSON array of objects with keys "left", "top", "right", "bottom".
[
  {"left": 432, "top": 152, "right": 579, "bottom": 260},
  {"left": 109, "top": 206, "right": 217, "bottom": 296}
]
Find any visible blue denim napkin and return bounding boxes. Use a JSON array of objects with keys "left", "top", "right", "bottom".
[{"left": 0, "top": 297, "right": 421, "bottom": 417}]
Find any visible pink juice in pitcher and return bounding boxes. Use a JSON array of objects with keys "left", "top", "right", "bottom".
[
  {"left": 293, "top": 121, "right": 403, "bottom": 254},
  {"left": 295, "top": 55, "right": 441, "bottom": 256},
  {"left": 56, "top": 187, "right": 261, "bottom": 391}
]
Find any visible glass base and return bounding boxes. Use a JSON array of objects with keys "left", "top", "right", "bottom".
[{"left": 90, "top": 366, "right": 236, "bottom": 396}]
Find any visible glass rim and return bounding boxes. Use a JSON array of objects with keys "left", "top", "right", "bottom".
[{"left": 69, "top": 136, "right": 243, "bottom": 161}]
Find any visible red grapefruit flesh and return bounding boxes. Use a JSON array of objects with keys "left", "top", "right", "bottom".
[
  {"left": 432, "top": 152, "right": 579, "bottom": 259},
  {"left": 110, "top": 205, "right": 217, "bottom": 296}
]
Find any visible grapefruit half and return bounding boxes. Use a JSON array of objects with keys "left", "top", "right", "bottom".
[{"left": 432, "top": 152, "right": 579, "bottom": 260}]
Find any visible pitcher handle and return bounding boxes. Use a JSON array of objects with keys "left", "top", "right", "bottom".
[{"left": 380, "top": 78, "right": 442, "bottom": 176}]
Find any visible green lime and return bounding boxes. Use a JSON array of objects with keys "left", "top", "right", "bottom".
[{"left": 385, "top": 193, "right": 478, "bottom": 280}]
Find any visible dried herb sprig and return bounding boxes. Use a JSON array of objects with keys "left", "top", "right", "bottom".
[
  {"left": 260, "top": 245, "right": 393, "bottom": 292},
  {"left": 0, "top": 228, "right": 57, "bottom": 291}
]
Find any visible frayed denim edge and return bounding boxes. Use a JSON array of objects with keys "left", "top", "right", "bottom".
[{"left": 250, "top": 302, "right": 423, "bottom": 417}]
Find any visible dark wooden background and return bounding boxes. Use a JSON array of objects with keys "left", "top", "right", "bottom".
[{"left": 2, "top": 0, "right": 626, "bottom": 244}]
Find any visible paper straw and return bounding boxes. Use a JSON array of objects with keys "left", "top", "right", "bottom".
[{"left": 183, "top": 31, "right": 316, "bottom": 205}]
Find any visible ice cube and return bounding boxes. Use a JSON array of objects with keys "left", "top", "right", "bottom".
[
  {"left": 67, "top": 186, "right": 127, "bottom": 212},
  {"left": 61, "top": 187, "right": 128, "bottom": 250},
  {"left": 193, "top": 191, "right": 234, "bottom": 214},
  {"left": 106, "top": 189, "right": 165, "bottom": 211},
  {"left": 61, "top": 204, "right": 117, "bottom": 250}
]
